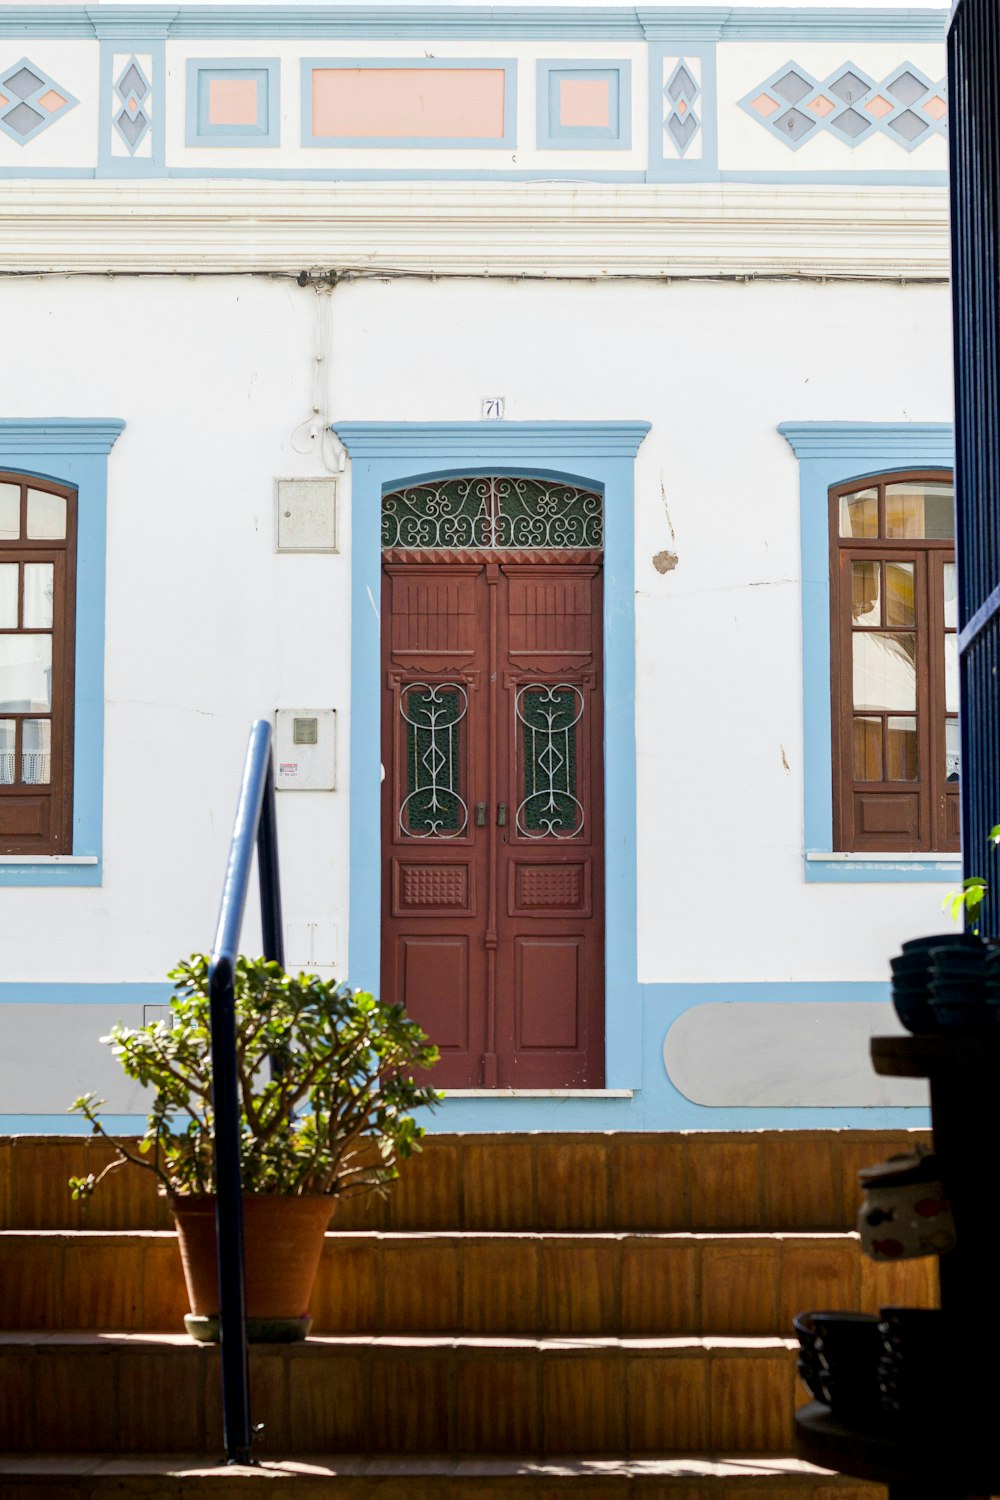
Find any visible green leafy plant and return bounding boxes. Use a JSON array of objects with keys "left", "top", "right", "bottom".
[
  {"left": 942, "top": 825, "right": 1000, "bottom": 929},
  {"left": 69, "top": 955, "right": 441, "bottom": 1202}
]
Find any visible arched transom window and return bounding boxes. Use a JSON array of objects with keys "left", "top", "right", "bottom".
[{"left": 381, "top": 475, "right": 603, "bottom": 554}]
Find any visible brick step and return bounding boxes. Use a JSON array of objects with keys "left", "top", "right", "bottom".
[
  {"left": 0, "top": 1453, "right": 884, "bottom": 1499},
  {"left": 0, "top": 1332, "right": 809, "bottom": 1456},
  {"left": 0, "top": 1131, "right": 930, "bottom": 1233},
  {"left": 0, "top": 1230, "right": 937, "bottom": 1337}
]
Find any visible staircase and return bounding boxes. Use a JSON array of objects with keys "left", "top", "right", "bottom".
[{"left": 0, "top": 1129, "right": 935, "bottom": 1496}]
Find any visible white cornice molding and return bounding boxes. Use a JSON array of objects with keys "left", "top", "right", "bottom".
[{"left": 0, "top": 181, "right": 950, "bottom": 279}]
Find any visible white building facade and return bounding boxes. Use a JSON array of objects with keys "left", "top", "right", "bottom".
[{"left": 0, "top": 0, "right": 954, "bottom": 1132}]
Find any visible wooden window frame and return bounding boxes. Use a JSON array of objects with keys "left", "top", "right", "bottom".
[
  {"left": 830, "top": 468, "right": 957, "bottom": 854},
  {"left": 0, "top": 473, "right": 77, "bottom": 854}
]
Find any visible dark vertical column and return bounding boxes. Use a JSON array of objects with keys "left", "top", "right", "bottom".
[{"left": 950, "top": 0, "right": 1000, "bottom": 931}]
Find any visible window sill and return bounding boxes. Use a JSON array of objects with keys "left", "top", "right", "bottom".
[
  {"left": 0, "top": 855, "right": 98, "bottom": 865},
  {"left": 442, "top": 1088, "right": 634, "bottom": 1098},
  {"left": 806, "top": 851, "right": 961, "bottom": 884}
]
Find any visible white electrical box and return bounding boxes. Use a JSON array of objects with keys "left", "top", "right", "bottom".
[
  {"left": 275, "top": 478, "right": 338, "bottom": 552},
  {"left": 287, "top": 921, "right": 338, "bottom": 970},
  {"left": 274, "top": 709, "right": 336, "bottom": 790}
]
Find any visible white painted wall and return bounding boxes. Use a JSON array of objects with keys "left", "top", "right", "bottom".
[{"left": 0, "top": 270, "right": 955, "bottom": 995}]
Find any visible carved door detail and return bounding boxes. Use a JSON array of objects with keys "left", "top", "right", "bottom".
[{"left": 381, "top": 525, "right": 604, "bottom": 1088}]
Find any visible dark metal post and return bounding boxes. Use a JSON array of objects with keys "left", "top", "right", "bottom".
[
  {"left": 207, "top": 954, "right": 253, "bottom": 1464},
  {"left": 208, "top": 719, "right": 280, "bottom": 1464},
  {"left": 257, "top": 752, "right": 285, "bottom": 969}
]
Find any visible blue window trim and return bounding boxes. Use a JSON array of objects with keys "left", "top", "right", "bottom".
[
  {"left": 536, "top": 61, "right": 631, "bottom": 150},
  {"left": 331, "top": 420, "right": 650, "bottom": 1088},
  {"left": 779, "top": 420, "right": 957, "bottom": 883},
  {"left": 185, "top": 57, "right": 281, "bottom": 147},
  {"left": 302, "top": 57, "right": 517, "bottom": 149},
  {"left": 0, "top": 419, "right": 125, "bottom": 887}
]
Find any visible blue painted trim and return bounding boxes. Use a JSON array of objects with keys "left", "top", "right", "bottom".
[
  {"left": 0, "top": 1115, "right": 154, "bottom": 1133},
  {"left": 0, "top": 8, "right": 950, "bottom": 42},
  {"left": 720, "top": 169, "right": 949, "bottom": 184},
  {"left": 0, "top": 982, "right": 170, "bottom": 1003},
  {"left": 0, "top": 164, "right": 952, "bottom": 185},
  {"left": 430, "top": 980, "right": 928, "bottom": 1130},
  {"left": 0, "top": 976, "right": 930, "bottom": 1131},
  {"left": 0, "top": 421, "right": 125, "bottom": 454},
  {"left": 301, "top": 57, "right": 517, "bottom": 149},
  {"left": 536, "top": 61, "right": 631, "bottom": 150},
  {"left": 88, "top": 8, "right": 180, "bottom": 41},
  {"left": 185, "top": 57, "right": 281, "bottom": 147},
  {"left": 333, "top": 421, "right": 651, "bottom": 456},
  {"left": 780, "top": 421, "right": 955, "bottom": 460},
  {"left": 648, "top": 42, "right": 718, "bottom": 179},
  {"left": 805, "top": 858, "right": 961, "bottom": 883},
  {"left": 332, "top": 420, "right": 649, "bottom": 1089},
  {"left": 778, "top": 421, "right": 955, "bottom": 880},
  {"left": 0, "top": 420, "right": 125, "bottom": 887},
  {"left": 98, "top": 39, "right": 167, "bottom": 175}
]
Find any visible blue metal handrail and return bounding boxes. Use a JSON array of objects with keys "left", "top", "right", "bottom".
[{"left": 208, "top": 719, "right": 285, "bottom": 1464}]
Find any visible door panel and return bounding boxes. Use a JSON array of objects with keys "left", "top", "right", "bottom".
[
  {"left": 514, "top": 937, "right": 582, "bottom": 1049},
  {"left": 399, "top": 937, "right": 471, "bottom": 1051},
  {"left": 382, "top": 558, "right": 604, "bottom": 1087}
]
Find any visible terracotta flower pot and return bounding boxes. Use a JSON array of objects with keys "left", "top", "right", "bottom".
[{"left": 169, "top": 1193, "right": 334, "bottom": 1343}]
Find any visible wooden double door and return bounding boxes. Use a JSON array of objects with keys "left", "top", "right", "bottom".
[{"left": 381, "top": 557, "right": 604, "bottom": 1088}]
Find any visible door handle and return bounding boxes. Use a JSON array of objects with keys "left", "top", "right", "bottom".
[
  {"left": 475, "top": 802, "right": 487, "bottom": 827},
  {"left": 497, "top": 803, "right": 508, "bottom": 827}
]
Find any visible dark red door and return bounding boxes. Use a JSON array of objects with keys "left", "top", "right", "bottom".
[{"left": 381, "top": 558, "right": 604, "bottom": 1087}]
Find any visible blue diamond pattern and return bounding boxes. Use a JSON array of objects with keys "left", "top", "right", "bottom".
[
  {"left": 664, "top": 59, "right": 700, "bottom": 158},
  {"left": 113, "top": 54, "right": 151, "bottom": 154},
  {"left": 0, "top": 56, "right": 77, "bottom": 145},
  {"left": 740, "top": 59, "right": 948, "bottom": 153}
]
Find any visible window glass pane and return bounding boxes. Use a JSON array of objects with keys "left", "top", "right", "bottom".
[
  {"left": 26, "top": 489, "right": 66, "bottom": 540},
  {"left": 0, "top": 484, "right": 19, "bottom": 542},
  {"left": 0, "top": 719, "right": 13, "bottom": 785},
  {"left": 840, "top": 488, "right": 878, "bottom": 538},
  {"left": 943, "top": 562, "right": 957, "bottom": 630},
  {"left": 853, "top": 716, "right": 882, "bottom": 780},
  {"left": 21, "top": 718, "right": 50, "bottom": 785},
  {"left": 851, "top": 562, "right": 880, "bottom": 625},
  {"left": 945, "top": 633, "right": 958, "bottom": 713},
  {"left": 946, "top": 718, "right": 960, "bottom": 782},
  {"left": 887, "top": 716, "right": 918, "bottom": 780},
  {"left": 885, "top": 562, "right": 915, "bottom": 627},
  {"left": 23, "top": 563, "right": 53, "bottom": 629},
  {"left": 0, "top": 634, "right": 52, "bottom": 712},
  {"left": 885, "top": 480, "right": 954, "bottom": 540},
  {"left": 853, "top": 632, "right": 917, "bottom": 710},
  {"left": 0, "top": 565, "right": 17, "bottom": 629}
]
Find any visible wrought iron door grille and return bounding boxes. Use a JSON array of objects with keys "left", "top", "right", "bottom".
[
  {"left": 382, "top": 477, "right": 603, "bottom": 552},
  {"left": 516, "top": 684, "right": 585, "bottom": 839},
  {"left": 400, "top": 682, "right": 469, "bottom": 838}
]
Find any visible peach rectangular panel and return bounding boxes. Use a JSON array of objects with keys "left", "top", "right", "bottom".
[
  {"left": 209, "top": 77, "right": 259, "bottom": 127},
  {"left": 306, "top": 60, "right": 515, "bottom": 145},
  {"left": 560, "top": 78, "right": 610, "bottom": 129}
]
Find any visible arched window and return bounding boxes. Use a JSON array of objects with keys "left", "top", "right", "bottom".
[
  {"left": 381, "top": 475, "right": 603, "bottom": 555},
  {"left": 0, "top": 472, "right": 76, "bottom": 853},
  {"left": 830, "top": 469, "right": 957, "bottom": 852}
]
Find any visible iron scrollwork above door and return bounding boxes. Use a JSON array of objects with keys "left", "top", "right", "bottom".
[
  {"left": 382, "top": 476, "right": 603, "bottom": 552},
  {"left": 399, "top": 681, "right": 469, "bottom": 839}
]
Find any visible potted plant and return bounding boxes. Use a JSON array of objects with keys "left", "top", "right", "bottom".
[{"left": 69, "top": 954, "right": 440, "bottom": 1342}]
